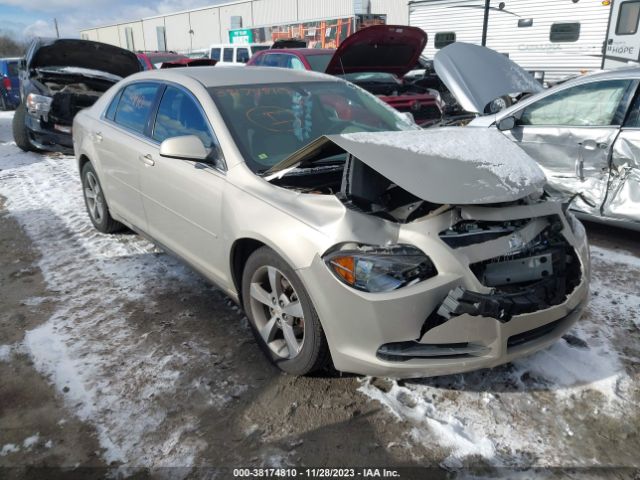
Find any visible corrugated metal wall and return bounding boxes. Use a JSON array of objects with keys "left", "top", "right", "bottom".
[
  {"left": 96, "top": 25, "right": 121, "bottom": 46},
  {"left": 80, "top": 0, "right": 404, "bottom": 52},
  {"left": 253, "top": 0, "right": 298, "bottom": 25},
  {"left": 297, "top": 0, "right": 353, "bottom": 21},
  {"left": 371, "top": 0, "right": 408, "bottom": 25},
  {"left": 189, "top": 8, "right": 223, "bottom": 49},
  {"left": 410, "top": 0, "right": 610, "bottom": 82},
  {"left": 164, "top": 13, "right": 191, "bottom": 52},
  {"left": 142, "top": 16, "right": 165, "bottom": 51},
  {"left": 218, "top": 1, "right": 254, "bottom": 35}
]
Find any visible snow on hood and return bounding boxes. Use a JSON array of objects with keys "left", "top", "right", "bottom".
[
  {"left": 325, "top": 25, "right": 427, "bottom": 77},
  {"left": 268, "top": 128, "right": 546, "bottom": 205},
  {"left": 434, "top": 42, "right": 543, "bottom": 114}
]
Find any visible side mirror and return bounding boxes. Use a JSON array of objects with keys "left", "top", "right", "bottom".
[
  {"left": 159, "top": 135, "right": 209, "bottom": 161},
  {"left": 497, "top": 116, "right": 516, "bottom": 131}
]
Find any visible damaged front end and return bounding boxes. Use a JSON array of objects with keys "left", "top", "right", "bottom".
[{"left": 269, "top": 129, "right": 589, "bottom": 376}]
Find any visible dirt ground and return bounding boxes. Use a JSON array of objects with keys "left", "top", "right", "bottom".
[{"left": 0, "top": 110, "right": 639, "bottom": 479}]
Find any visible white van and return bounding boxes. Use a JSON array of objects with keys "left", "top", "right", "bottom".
[{"left": 209, "top": 44, "right": 271, "bottom": 66}]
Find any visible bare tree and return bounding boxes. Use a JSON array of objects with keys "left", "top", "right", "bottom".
[{"left": 0, "top": 35, "right": 28, "bottom": 57}]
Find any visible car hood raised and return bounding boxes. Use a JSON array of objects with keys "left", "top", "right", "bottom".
[
  {"left": 266, "top": 128, "right": 546, "bottom": 205},
  {"left": 325, "top": 25, "right": 427, "bottom": 77},
  {"left": 27, "top": 38, "right": 141, "bottom": 79},
  {"left": 434, "top": 42, "right": 543, "bottom": 114}
]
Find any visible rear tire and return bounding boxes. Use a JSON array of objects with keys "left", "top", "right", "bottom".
[
  {"left": 12, "top": 103, "right": 34, "bottom": 152},
  {"left": 242, "top": 246, "right": 330, "bottom": 375},
  {"left": 81, "top": 162, "right": 124, "bottom": 234}
]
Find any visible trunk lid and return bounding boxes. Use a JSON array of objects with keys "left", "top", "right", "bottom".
[
  {"left": 325, "top": 25, "right": 427, "bottom": 77},
  {"left": 434, "top": 42, "right": 543, "bottom": 114}
]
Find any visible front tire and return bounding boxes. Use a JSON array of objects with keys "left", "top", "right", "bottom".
[
  {"left": 242, "top": 247, "right": 330, "bottom": 375},
  {"left": 12, "top": 103, "right": 34, "bottom": 152},
  {"left": 81, "top": 162, "right": 124, "bottom": 233}
]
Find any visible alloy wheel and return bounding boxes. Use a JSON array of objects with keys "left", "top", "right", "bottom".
[
  {"left": 249, "top": 265, "right": 305, "bottom": 359},
  {"left": 84, "top": 171, "right": 105, "bottom": 224}
]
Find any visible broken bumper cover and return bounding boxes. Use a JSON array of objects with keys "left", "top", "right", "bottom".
[
  {"left": 297, "top": 228, "right": 589, "bottom": 378},
  {"left": 25, "top": 114, "right": 74, "bottom": 153}
]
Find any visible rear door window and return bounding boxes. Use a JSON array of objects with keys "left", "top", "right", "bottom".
[
  {"left": 223, "top": 48, "right": 234, "bottom": 62},
  {"left": 617, "top": 1, "right": 640, "bottom": 35},
  {"left": 114, "top": 83, "right": 160, "bottom": 134},
  {"left": 210, "top": 48, "right": 221, "bottom": 61},
  {"left": 152, "top": 85, "right": 215, "bottom": 148}
]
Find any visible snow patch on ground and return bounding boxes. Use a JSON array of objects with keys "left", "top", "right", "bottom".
[
  {"left": 0, "top": 117, "right": 247, "bottom": 470},
  {"left": 0, "top": 444, "right": 20, "bottom": 456},
  {"left": 360, "top": 241, "right": 638, "bottom": 468},
  {"left": 22, "top": 434, "right": 40, "bottom": 449},
  {"left": 0, "top": 344, "right": 11, "bottom": 362}
]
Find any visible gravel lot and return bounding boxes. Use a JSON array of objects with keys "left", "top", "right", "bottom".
[{"left": 0, "top": 110, "right": 638, "bottom": 478}]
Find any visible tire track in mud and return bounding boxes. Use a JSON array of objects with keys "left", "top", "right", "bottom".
[{"left": 0, "top": 152, "right": 250, "bottom": 469}]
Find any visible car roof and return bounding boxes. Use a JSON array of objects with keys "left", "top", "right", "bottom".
[
  {"left": 126, "top": 65, "right": 340, "bottom": 87},
  {"left": 565, "top": 66, "right": 640, "bottom": 84}
]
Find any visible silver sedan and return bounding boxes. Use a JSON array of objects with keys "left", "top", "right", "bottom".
[{"left": 73, "top": 67, "right": 590, "bottom": 377}]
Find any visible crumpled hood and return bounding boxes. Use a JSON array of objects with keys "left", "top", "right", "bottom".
[
  {"left": 268, "top": 128, "right": 546, "bottom": 205},
  {"left": 325, "top": 25, "right": 427, "bottom": 77},
  {"left": 27, "top": 38, "right": 141, "bottom": 79},
  {"left": 434, "top": 42, "right": 543, "bottom": 114}
]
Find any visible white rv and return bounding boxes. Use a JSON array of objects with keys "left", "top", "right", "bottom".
[
  {"left": 409, "top": 0, "right": 614, "bottom": 83},
  {"left": 603, "top": 0, "right": 640, "bottom": 69}
]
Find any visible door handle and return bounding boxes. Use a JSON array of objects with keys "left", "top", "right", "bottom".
[
  {"left": 579, "top": 140, "right": 608, "bottom": 150},
  {"left": 94, "top": 132, "right": 103, "bottom": 143},
  {"left": 139, "top": 154, "right": 155, "bottom": 166}
]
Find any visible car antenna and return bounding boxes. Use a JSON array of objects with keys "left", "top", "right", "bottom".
[{"left": 339, "top": 57, "right": 346, "bottom": 76}]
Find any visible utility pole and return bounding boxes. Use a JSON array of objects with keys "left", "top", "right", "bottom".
[
  {"left": 54, "top": 18, "right": 60, "bottom": 38},
  {"left": 481, "top": 0, "right": 490, "bottom": 46}
]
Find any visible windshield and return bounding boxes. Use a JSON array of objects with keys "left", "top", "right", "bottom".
[
  {"left": 305, "top": 54, "right": 333, "bottom": 72},
  {"left": 208, "top": 81, "right": 416, "bottom": 173}
]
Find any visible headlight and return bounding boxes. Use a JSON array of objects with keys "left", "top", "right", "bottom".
[
  {"left": 26, "top": 93, "right": 53, "bottom": 119},
  {"left": 324, "top": 244, "right": 438, "bottom": 293}
]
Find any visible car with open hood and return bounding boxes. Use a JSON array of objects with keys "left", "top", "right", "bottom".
[
  {"left": 247, "top": 25, "right": 444, "bottom": 127},
  {"left": 72, "top": 66, "right": 589, "bottom": 377},
  {"left": 13, "top": 38, "right": 142, "bottom": 153},
  {"left": 437, "top": 43, "right": 640, "bottom": 231}
]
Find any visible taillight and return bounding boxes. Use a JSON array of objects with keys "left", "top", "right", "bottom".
[{"left": 2, "top": 77, "right": 10, "bottom": 90}]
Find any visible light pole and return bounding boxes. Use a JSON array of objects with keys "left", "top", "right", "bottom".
[{"left": 481, "top": 0, "right": 490, "bottom": 46}]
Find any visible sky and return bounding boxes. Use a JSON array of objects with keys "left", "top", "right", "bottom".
[{"left": 0, "top": 0, "right": 226, "bottom": 39}]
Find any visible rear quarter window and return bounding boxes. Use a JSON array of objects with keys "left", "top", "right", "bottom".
[
  {"left": 211, "top": 48, "right": 221, "bottom": 61},
  {"left": 114, "top": 83, "right": 159, "bottom": 134}
]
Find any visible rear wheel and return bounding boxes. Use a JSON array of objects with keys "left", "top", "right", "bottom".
[
  {"left": 242, "top": 247, "right": 330, "bottom": 375},
  {"left": 12, "top": 103, "right": 34, "bottom": 152},
  {"left": 81, "top": 162, "right": 124, "bottom": 233}
]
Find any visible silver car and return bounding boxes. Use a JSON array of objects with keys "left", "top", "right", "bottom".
[
  {"left": 73, "top": 67, "right": 590, "bottom": 377},
  {"left": 436, "top": 42, "right": 640, "bottom": 231}
]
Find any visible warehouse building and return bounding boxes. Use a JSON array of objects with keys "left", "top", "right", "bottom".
[{"left": 79, "top": 0, "right": 409, "bottom": 54}]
